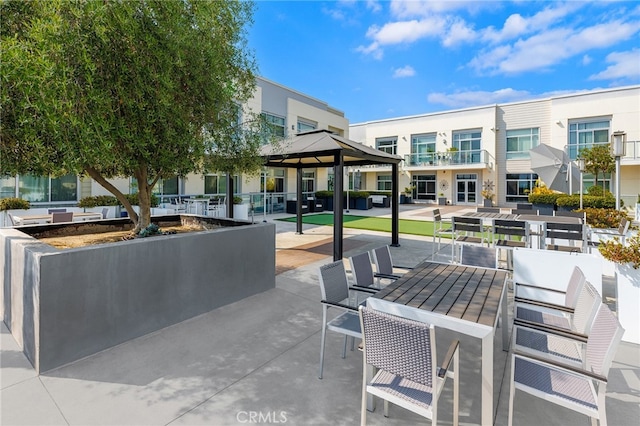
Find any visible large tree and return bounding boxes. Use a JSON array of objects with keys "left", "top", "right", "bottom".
[
  {"left": 1, "top": 0, "right": 268, "bottom": 232},
  {"left": 579, "top": 145, "right": 615, "bottom": 191}
]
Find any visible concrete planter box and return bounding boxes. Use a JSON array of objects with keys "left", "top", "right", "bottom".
[
  {"left": 0, "top": 215, "right": 275, "bottom": 373},
  {"left": 615, "top": 264, "right": 640, "bottom": 344}
]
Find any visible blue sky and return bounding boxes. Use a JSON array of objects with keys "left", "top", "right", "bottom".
[{"left": 248, "top": 1, "right": 640, "bottom": 123}]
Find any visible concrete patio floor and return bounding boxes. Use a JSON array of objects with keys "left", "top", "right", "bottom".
[{"left": 2, "top": 204, "right": 639, "bottom": 425}]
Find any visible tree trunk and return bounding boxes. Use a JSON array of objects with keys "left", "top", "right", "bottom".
[{"left": 85, "top": 166, "right": 140, "bottom": 228}]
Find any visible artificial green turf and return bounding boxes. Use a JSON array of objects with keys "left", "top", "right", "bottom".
[{"left": 277, "top": 213, "right": 451, "bottom": 237}]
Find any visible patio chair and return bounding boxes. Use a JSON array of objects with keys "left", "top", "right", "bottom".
[
  {"left": 101, "top": 207, "right": 109, "bottom": 219},
  {"left": 48, "top": 208, "right": 67, "bottom": 214},
  {"left": 554, "top": 210, "right": 586, "bottom": 221},
  {"left": 514, "top": 266, "right": 586, "bottom": 315},
  {"left": 588, "top": 217, "right": 630, "bottom": 251},
  {"left": 52, "top": 212, "right": 73, "bottom": 223},
  {"left": 369, "top": 245, "right": 412, "bottom": 284},
  {"left": 432, "top": 208, "right": 453, "bottom": 260},
  {"left": 349, "top": 252, "right": 385, "bottom": 290},
  {"left": 206, "top": 197, "right": 225, "bottom": 217},
  {"left": 359, "top": 306, "right": 459, "bottom": 426},
  {"left": 511, "top": 208, "right": 538, "bottom": 216},
  {"left": 508, "top": 303, "right": 624, "bottom": 426},
  {"left": 543, "top": 222, "right": 587, "bottom": 253},
  {"left": 515, "top": 280, "right": 600, "bottom": 342},
  {"left": 318, "top": 260, "right": 376, "bottom": 379},
  {"left": 493, "top": 219, "right": 529, "bottom": 269},
  {"left": 451, "top": 216, "right": 488, "bottom": 263},
  {"left": 459, "top": 245, "right": 498, "bottom": 269}
]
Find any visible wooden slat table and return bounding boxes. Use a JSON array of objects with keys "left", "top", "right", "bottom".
[
  {"left": 367, "top": 261, "right": 508, "bottom": 426},
  {"left": 463, "top": 211, "right": 517, "bottom": 220},
  {"left": 13, "top": 212, "right": 103, "bottom": 225}
]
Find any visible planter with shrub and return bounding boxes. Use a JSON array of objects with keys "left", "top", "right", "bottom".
[
  {"left": 315, "top": 190, "right": 334, "bottom": 211},
  {"left": 0, "top": 197, "right": 31, "bottom": 227}
]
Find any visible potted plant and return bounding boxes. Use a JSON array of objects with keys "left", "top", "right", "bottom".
[
  {"left": 233, "top": 196, "right": 249, "bottom": 220},
  {"left": 402, "top": 186, "right": 415, "bottom": 204},
  {"left": 438, "top": 193, "right": 447, "bottom": 206},
  {"left": 0, "top": 197, "right": 30, "bottom": 226},
  {"left": 351, "top": 191, "right": 372, "bottom": 210},
  {"left": 315, "top": 190, "right": 333, "bottom": 211},
  {"left": 599, "top": 233, "right": 640, "bottom": 344},
  {"left": 481, "top": 190, "right": 494, "bottom": 207}
]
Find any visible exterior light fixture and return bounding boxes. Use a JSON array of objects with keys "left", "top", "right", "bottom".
[{"left": 611, "top": 131, "right": 626, "bottom": 210}]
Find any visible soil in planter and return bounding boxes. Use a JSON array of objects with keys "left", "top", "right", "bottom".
[{"left": 38, "top": 224, "right": 214, "bottom": 249}]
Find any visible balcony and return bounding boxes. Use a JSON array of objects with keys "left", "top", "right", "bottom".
[
  {"left": 567, "top": 140, "right": 640, "bottom": 163},
  {"left": 403, "top": 149, "right": 493, "bottom": 169}
]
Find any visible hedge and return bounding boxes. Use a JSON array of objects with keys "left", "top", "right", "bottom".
[
  {"left": 78, "top": 193, "right": 159, "bottom": 208},
  {"left": 0, "top": 197, "right": 30, "bottom": 211},
  {"left": 556, "top": 195, "right": 616, "bottom": 209}
]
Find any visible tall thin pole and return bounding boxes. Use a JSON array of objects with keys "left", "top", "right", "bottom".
[
  {"left": 262, "top": 169, "right": 267, "bottom": 222},
  {"left": 615, "top": 157, "right": 621, "bottom": 210},
  {"left": 346, "top": 166, "right": 350, "bottom": 213},
  {"left": 579, "top": 172, "right": 583, "bottom": 210}
]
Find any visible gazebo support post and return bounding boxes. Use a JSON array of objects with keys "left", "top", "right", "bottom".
[
  {"left": 391, "top": 162, "right": 400, "bottom": 247},
  {"left": 296, "top": 167, "right": 303, "bottom": 234},
  {"left": 333, "top": 154, "right": 344, "bottom": 261},
  {"left": 226, "top": 175, "right": 234, "bottom": 218}
]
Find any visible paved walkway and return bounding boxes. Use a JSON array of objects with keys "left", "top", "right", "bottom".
[{"left": 2, "top": 204, "right": 639, "bottom": 425}]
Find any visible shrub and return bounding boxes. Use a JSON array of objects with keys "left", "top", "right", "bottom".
[
  {"left": 350, "top": 191, "right": 370, "bottom": 199},
  {"left": 233, "top": 196, "right": 243, "bottom": 204},
  {"left": 314, "top": 190, "right": 333, "bottom": 198},
  {"left": 528, "top": 193, "right": 563, "bottom": 205},
  {"left": 556, "top": 195, "right": 616, "bottom": 209},
  {"left": 599, "top": 233, "right": 640, "bottom": 269},
  {"left": 0, "top": 197, "right": 30, "bottom": 211},
  {"left": 124, "top": 193, "right": 160, "bottom": 207},
  {"left": 78, "top": 195, "right": 119, "bottom": 207},
  {"left": 584, "top": 208, "right": 630, "bottom": 229}
]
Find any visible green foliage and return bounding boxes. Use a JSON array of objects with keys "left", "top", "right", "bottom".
[
  {"left": 138, "top": 223, "right": 162, "bottom": 238},
  {"left": 556, "top": 194, "right": 616, "bottom": 209},
  {"left": 1, "top": 0, "right": 260, "bottom": 231},
  {"left": 315, "top": 191, "right": 333, "bottom": 198},
  {"left": 233, "top": 196, "right": 243, "bottom": 205},
  {"left": 528, "top": 193, "right": 563, "bottom": 205},
  {"left": 599, "top": 233, "right": 640, "bottom": 269},
  {"left": 0, "top": 197, "right": 30, "bottom": 211},
  {"left": 584, "top": 208, "right": 630, "bottom": 228},
  {"left": 578, "top": 145, "right": 615, "bottom": 189},
  {"left": 124, "top": 193, "right": 159, "bottom": 208},
  {"left": 78, "top": 195, "right": 119, "bottom": 208},
  {"left": 350, "top": 191, "right": 371, "bottom": 199}
]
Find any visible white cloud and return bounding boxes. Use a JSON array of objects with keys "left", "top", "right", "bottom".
[
  {"left": 582, "top": 55, "right": 592, "bottom": 66},
  {"left": 367, "top": 0, "right": 382, "bottom": 13},
  {"left": 390, "top": 0, "right": 475, "bottom": 19},
  {"left": 589, "top": 48, "right": 640, "bottom": 81},
  {"left": 427, "top": 88, "right": 533, "bottom": 108},
  {"left": 356, "top": 42, "right": 384, "bottom": 60},
  {"left": 368, "top": 18, "right": 445, "bottom": 45},
  {"left": 443, "top": 18, "right": 476, "bottom": 47},
  {"left": 470, "top": 19, "right": 640, "bottom": 75},
  {"left": 393, "top": 65, "right": 416, "bottom": 78}
]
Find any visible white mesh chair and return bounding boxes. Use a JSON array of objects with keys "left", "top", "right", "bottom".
[
  {"left": 318, "top": 260, "right": 376, "bottom": 379},
  {"left": 514, "top": 280, "right": 600, "bottom": 341},
  {"left": 359, "top": 306, "right": 459, "bottom": 426},
  {"left": 432, "top": 209, "right": 453, "bottom": 260},
  {"left": 514, "top": 266, "right": 587, "bottom": 315},
  {"left": 509, "top": 304, "right": 625, "bottom": 426},
  {"left": 588, "top": 217, "right": 630, "bottom": 251},
  {"left": 369, "top": 246, "right": 412, "bottom": 285}
]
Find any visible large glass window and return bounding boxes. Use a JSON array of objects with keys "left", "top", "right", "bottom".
[
  {"left": 377, "top": 175, "right": 392, "bottom": 191},
  {"left": 376, "top": 137, "right": 397, "bottom": 155},
  {"left": 302, "top": 170, "right": 315, "bottom": 195},
  {"left": 262, "top": 169, "right": 285, "bottom": 193},
  {"left": 15, "top": 174, "right": 77, "bottom": 203},
  {"left": 568, "top": 119, "right": 610, "bottom": 159},
  {"left": 205, "top": 174, "right": 238, "bottom": 195},
  {"left": 453, "top": 130, "right": 482, "bottom": 163},
  {"left": 1, "top": 175, "right": 16, "bottom": 198},
  {"left": 506, "top": 173, "right": 538, "bottom": 203},
  {"left": 412, "top": 175, "right": 436, "bottom": 201},
  {"left": 506, "top": 128, "right": 539, "bottom": 159},
  {"left": 297, "top": 119, "right": 317, "bottom": 133},
  {"left": 262, "top": 112, "right": 286, "bottom": 138},
  {"left": 411, "top": 133, "right": 436, "bottom": 165}
]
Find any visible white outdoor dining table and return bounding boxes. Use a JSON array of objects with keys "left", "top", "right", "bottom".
[
  {"left": 366, "top": 261, "right": 508, "bottom": 426},
  {"left": 185, "top": 199, "right": 209, "bottom": 215}
]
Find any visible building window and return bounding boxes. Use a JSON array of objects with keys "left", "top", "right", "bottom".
[
  {"left": 412, "top": 175, "right": 436, "bottom": 201},
  {"left": 297, "top": 118, "right": 317, "bottom": 133},
  {"left": 411, "top": 133, "right": 436, "bottom": 165},
  {"left": 506, "top": 128, "right": 539, "bottom": 159},
  {"left": 1, "top": 175, "right": 16, "bottom": 198},
  {"left": 262, "top": 112, "right": 286, "bottom": 138},
  {"left": 377, "top": 175, "right": 392, "bottom": 191},
  {"left": 205, "top": 174, "right": 238, "bottom": 195},
  {"left": 11, "top": 174, "right": 78, "bottom": 203},
  {"left": 262, "top": 169, "right": 285, "bottom": 193},
  {"left": 505, "top": 173, "right": 538, "bottom": 203},
  {"left": 302, "top": 170, "right": 315, "bottom": 195},
  {"left": 376, "top": 137, "right": 397, "bottom": 155},
  {"left": 453, "top": 130, "right": 482, "bottom": 163},
  {"left": 568, "top": 119, "right": 610, "bottom": 159}
]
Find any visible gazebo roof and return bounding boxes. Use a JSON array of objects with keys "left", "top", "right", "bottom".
[{"left": 260, "top": 129, "right": 402, "bottom": 167}]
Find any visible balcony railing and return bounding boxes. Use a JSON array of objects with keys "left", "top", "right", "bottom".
[
  {"left": 403, "top": 149, "right": 492, "bottom": 167},
  {"left": 567, "top": 140, "right": 640, "bottom": 160}
]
